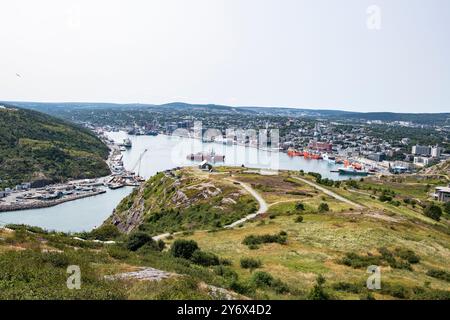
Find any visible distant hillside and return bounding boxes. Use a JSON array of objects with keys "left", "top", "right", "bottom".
[
  {"left": 0, "top": 106, "right": 110, "bottom": 188},
  {"left": 3, "top": 101, "right": 449, "bottom": 125}
]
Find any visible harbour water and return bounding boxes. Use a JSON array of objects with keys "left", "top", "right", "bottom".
[{"left": 0, "top": 132, "right": 347, "bottom": 232}]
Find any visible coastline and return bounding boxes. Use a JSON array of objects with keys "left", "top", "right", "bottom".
[{"left": 0, "top": 189, "right": 107, "bottom": 213}]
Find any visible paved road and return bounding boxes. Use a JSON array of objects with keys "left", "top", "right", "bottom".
[
  {"left": 291, "top": 176, "right": 364, "bottom": 210},
  {"left": 224, "top": 179, "right": 268, "bottom": 229}
]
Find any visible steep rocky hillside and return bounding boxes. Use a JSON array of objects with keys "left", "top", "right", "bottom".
[{"left": 108, "top": 168, "right": 258, "bottom": 234}]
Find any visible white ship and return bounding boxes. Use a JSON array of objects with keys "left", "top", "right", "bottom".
[{"left": 322, "top": 153, "right": 336, "bottom": 164}]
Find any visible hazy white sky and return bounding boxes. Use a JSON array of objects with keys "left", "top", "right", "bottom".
[{"left": 1, "top": 0, "right": 449, "bottom": 112}]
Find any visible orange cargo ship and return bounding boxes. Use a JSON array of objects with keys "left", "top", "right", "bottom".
[
  {"left": 303, "top": 151, "right": 322, "bottom": 160},
  {"left": 288, "top": 148, "right": 303, "bottom": 157}
]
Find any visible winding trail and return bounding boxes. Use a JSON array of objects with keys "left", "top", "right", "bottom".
[
  {"left": 223, "top": 179, "right": 269, "bottom": 229},
  {"left": 151, "top": 179, "right": 268, "bottom": 240},
  {"left": 291, "top": 176, "right": 364, "bottom": 210}
]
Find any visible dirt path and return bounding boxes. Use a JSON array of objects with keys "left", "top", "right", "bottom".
[
  {"left": 223, "top": 179, "right": 268, "bottom": 228},
  {"left": 291, "top": 176, "right": 364, "bottom": 209}
]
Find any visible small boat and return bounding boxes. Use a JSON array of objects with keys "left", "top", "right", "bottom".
[
  {"left": 122, "top": 138, "right": 132, "bottom": 148},
  {"left": 119, "top": 146, "right": 126, "bottom": 152}
]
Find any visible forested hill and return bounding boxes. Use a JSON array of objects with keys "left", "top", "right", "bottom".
[{"left": 0, "top": 105, "right": 110, "bottom": 188}]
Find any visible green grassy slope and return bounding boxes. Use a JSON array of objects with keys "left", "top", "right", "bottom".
[
  {"left": 108, "top": 168, "right": 258, "bottom": 234},
  {"left": 0, "top": 106, "right": 110, "bottom": 188}
]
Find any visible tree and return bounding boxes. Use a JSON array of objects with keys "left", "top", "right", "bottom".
[
  {"left": 170, "top": 239, "right": 199, "bottom": 259},
  {"left": 126, "top": 232, "right": 155, "bottom": 251},
  {"left": 423, "top": 204, "right": 442, "bottom": 221},
  {"left": 295, "top": 202, "right": 305, "bottom": 211}
]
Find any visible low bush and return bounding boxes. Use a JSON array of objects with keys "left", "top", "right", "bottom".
[
  {"left": 126, "top": 232, "right": 157, "bottom": 251},
  {"left": 318, "top": 202, "right": 329, "bottom": 213},
  {"left": 170, "top": 239, "right": 199, "bottom": 260},
  {"left": 240, "top": 257, "right": 262, "bottom": 270},
  {"left": 308, "top": 274, "right": 330, "bottom": 300},
  {"left": 107, "top": 245, "right": 130, "bottom": 260},
  {"left": 242, "top": 232, "right": 287, "bottom": 248},
  {"left": 90, "top": 225, "right": 121, "bottom": 241},
  {"left": 332, "top": 281, "right": 362, "bottom": 294},
  {"left": 190, "top": 250, "right": 220, "bottom": 267},
  {"left": 426, "top": 269, "right": 450, "bottom": 282},
  {"left": 251, "top": 271, "right": 289, "bottom": 294},
  {"left": 423, "top": 204, "right": 442, "bottom": 221}
]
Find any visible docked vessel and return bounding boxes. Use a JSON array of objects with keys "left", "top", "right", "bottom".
[
  {"left": 338, "top": 167, "right": 369, "bottom": 176},
  {"left": 303, "top": 151, "right": 322, "bottom": 160},
  {"left": 186, "top": 150, "right": 225, "bottom": 163},
  {"left": 322, "top": 153, "right": 336, "bottom": 164},
  {"left": 287, "top": 148, "right": 303, "bottom": 157},
  {"left": 122, "top": 138, "right": 132, "bottom": 148}
]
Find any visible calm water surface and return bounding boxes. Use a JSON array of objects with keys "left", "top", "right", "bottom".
[{"left": 0, "top": 132, "right": 346, "bottom": 232}]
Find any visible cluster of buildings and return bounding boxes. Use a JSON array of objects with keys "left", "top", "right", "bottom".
[{"left": 411, "top": 145, "right": 443, "bottom": 167}]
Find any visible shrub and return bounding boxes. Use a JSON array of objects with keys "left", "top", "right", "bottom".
[
  {"left": 340, "top": 252, "right": 382, "bottom": 268},
  {"left": 213, "top": 266, "right": 238, "bottom": 282},
  {"left": 332, "top": 281, "right": 362, "bottom": 294},
  {"left": 107, "top": 245, "right": 130, "bottom": 260},
  {"left": 229, "top": 280, "right": 255, "bottom": 295},
  {"left": 251, "top": 271, "right": 289, "bottom": 294},
  {"left": 90, "top": 225, "right": 121, "bottom": 241},
  {"left": 381, "top": 283, "right": 409, "bottom": 299},
  {"left": 126, "top": 232, "right": 155, "bottom": 251},
  {"left": 295, "top": 216, "right": 304, "bottom": 223},
  {"left": 444, "top": 202, "right": 450, "bottom": 215},
  {"left": 426, "top": 269, "right": 450, "bottom": 282},
  {"left": 190, "top": 250, "right": 220, "bottom": 266},
  {"left": 170, "top": 239, "right": 199, "bottom": 260},
  {"left": 318, "top": 202, "right": 329, "bottom": 213},
  {"left": 395, "top": 248, "right": 420, "bottom": 264},
  {"left": 251, "top": 271, "right": 274, "bottom": 287},
  {"left": 423, "top": 204, "right": 442, "bottom": 221},
  {"left": 41, "top": 252, "right": 70, "bottom": 268},
  {"left": 240, "top": 257, "right": 262, "bottom": 270},
  {"left": 295, "top": 202, "right": 305, "bottom": 211},
  {"left": 308, "top": 274, "right": 330, "bottom": 300},
  {"left": 242, "top": 232, "right": 287, "bottom": 247},
  {"left": 379, "top": 194, "right": 392, "bottom": 202}
]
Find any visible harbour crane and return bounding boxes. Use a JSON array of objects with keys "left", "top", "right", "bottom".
[{"left": 130, "top": 149, "right": 148, "bottom": 177}]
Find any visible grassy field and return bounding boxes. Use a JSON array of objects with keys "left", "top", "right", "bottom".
[
  {"left": 1, "top": 167, "right": 449, "bottom": 300},
  {"left": 165, "top": 169, "right": 450, "bottom": 300}
]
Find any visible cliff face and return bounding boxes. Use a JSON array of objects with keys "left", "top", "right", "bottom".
[{"left": 108, "top": 168, "right": 257, "bottom": 234}]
